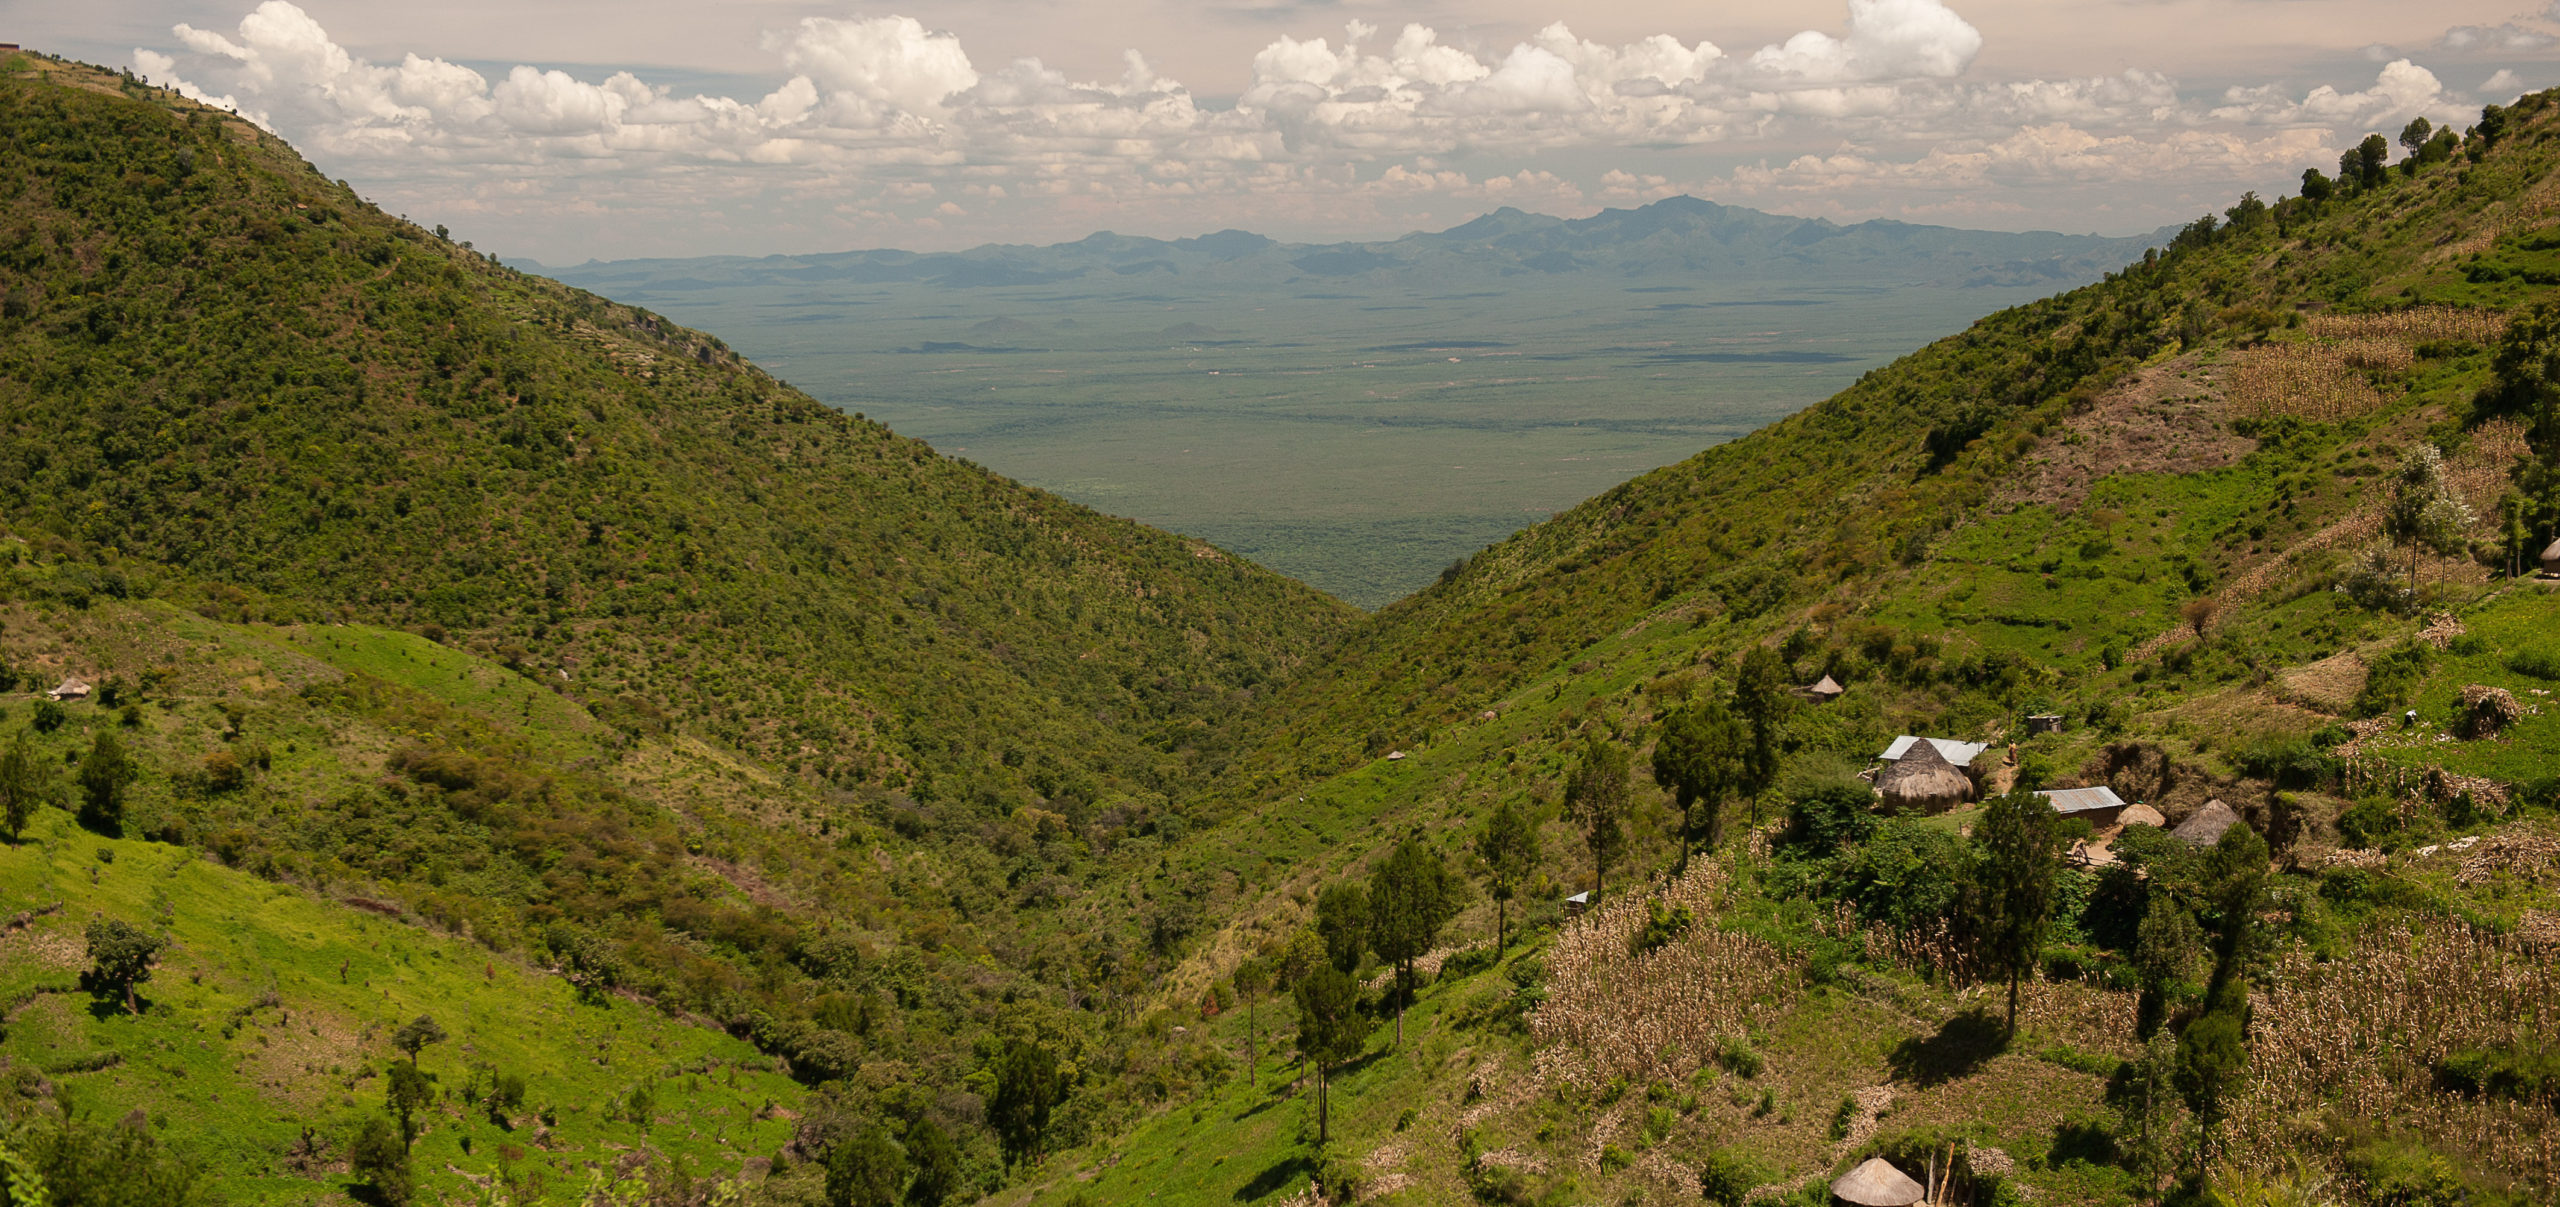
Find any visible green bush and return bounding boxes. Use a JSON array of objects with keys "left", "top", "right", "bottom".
[
  {"left": 2336, "top": 797, "right": 2402, "bottom": 849},
  {"left": 1629, "top": 900, "right": 1693, "bottom": 956},
  {"left": 2433, "top": 1043, "right": 2560, "bottom": 1106},
  {"left": 1697, "top": 1149, "right": 1766, "bottom": 1207},
  {"left": 2508, "top": 646, "right": 2560, "bottom": 680},
  {"left": 2352, "top": 641, "right": 2434, "bottom": 718},
  {"left": 2344, "top": 1136, "right": 2470, "bottom": 1207}
]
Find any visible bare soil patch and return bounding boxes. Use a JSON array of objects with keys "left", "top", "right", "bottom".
[{"left": 2001, "top": 356, "right": 2255, "bottom": 513}]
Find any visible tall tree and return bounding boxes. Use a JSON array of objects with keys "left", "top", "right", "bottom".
[
  {"left": 2398, "top": 116, "right": 2433, "bottom": 155},
  {"left": 904, "top": 1117, "right": 962, "bottom": 1207},
  {"left": 988, "top": 1039, "right": 1064, "bottom": 1168},
  {"left": 1292, "top": 966, "right": 1365, "bottom": 1146},
  {"left": 1968, "top": 790, "right": 2062, "bottom": 1034},
  {"left": 0, "top": 727, "right": 48, "bottom": 843},
  {"left": 825, "top": 1124, "right": 906, "bottom": 1207},
  {"left": 1367, "top": 835, "right": 1465, "bottom": 1046},
  {"left": 2381, "top": 444, "right": 2474, "bottom": 596},
  {"left": 1472, "top": 800, "right": 1541, "bottom": 953},
  {"left": 74, "top": 731, "right": 134, "bottom": 835},
  {"left": 1232, "top": 956, "right": 1270, "bottom": 1086},
  {"left": 2176, "top": 821, "right": 2271, "bottom": 1173},
  {"left": 391, "top": 1015, "right": 446, "bottom": 1069},
  {"left": 2355, "top": 132, "right": 2391, "bottom": 188},
  {"left": 1562, "top": 735, "right": 1632, "bottom": 906},
  {"left": 346, "top": 1114, "right": 412, "bottom": 1206},
  {"left": 385, "top": 1062, "right": 434, "bottom": 1152},
  {"left": 1650, "top": 699, "right": 1746, "bottom": 870},
  {"left": 1313, "top": 882, "right": 1369, "bottom": 974},
  {"left": 1731, "top": 646, "right": 1794, "bottom": 825}
]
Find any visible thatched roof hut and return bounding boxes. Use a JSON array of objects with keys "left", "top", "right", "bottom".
[
  {"left": 2172, "top": 799, "right": 2242, "bottom": 847},
  {"left": 48, "top": 676, "right": 89, "bottom": 702},
  {"left": 1807, "top": 674, "right": 1846, "bottom": 702},
  {"left": 1831, "top": 1157, "right": 1926, "bottom": 1206},
  {"left": 2543, "top": 536, "right": 2560, "bottom": 577},
  {"left": 1878, "top": 736, "right": 1974, "bottom": 814},
  {"left": 2119, "top": 803, "right": 2166, "bottom": 828}
]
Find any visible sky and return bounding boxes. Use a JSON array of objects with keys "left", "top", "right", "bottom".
[{"left": 17, "top": 1, "right": 2560, "bottom": 261}]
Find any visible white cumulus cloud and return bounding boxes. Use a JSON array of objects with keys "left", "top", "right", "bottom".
[{"left": 124, "top": 1, "right": 2504, "bottom": 257}]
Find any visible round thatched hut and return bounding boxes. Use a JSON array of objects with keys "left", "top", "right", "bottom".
[
  {"left": 1832, "top": 1157, "right": 1926, "bottom": 1206},
  {"left": 1878, "top": 737, "right": 1974, "bottom": 814},
  {"left": 2172, "top": 799, "right": 2242, "bottom": 848},
  {"left": 2542, "top": 536, "right": 2560, "bottom": 578}
]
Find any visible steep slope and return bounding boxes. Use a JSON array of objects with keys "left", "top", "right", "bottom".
[
  {"left": 0, "top": 51, "right": 1354, "bottom": 1206},
  {"left": 1225, "top": 102, "right": 2560, "bottom": 791},
  {"left": 1047, "top": 97, "right": 2560, "bottom": 1207},
  {"left": 0, "top": 53, "right": 1352, "bottom": 812}
]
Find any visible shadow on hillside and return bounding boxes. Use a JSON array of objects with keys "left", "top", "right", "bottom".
[
  {"left": 1234, "top": 1154, "right": 1314, "bottom": 1202},
  {"left": 2048, "top": 1118, "right": 2119, "bottom": 1168},
  {"left": 1234, "top": 1079, "right": 1295, "bottom": 1121},
  {"left": 1887, "top": 1008, "right": 2008, "bottom": 1087},
  {"left": 1335, "top": 1046, "right": 1391, "bottom": 1078}
]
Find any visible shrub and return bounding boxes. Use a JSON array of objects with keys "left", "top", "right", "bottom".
[
  {"left": 1831, "top": 820, "right": 1969, "bottom": 932},
  {"left": 201, "top": 750, "right": 246, "bottom": 792},
  {"left": 1697, "top": 1149, "right": 1766, "bottom": 1207},
  {"left": 2433, "top": 1043, "right": 2560, "bottom": 1106},
  {"left": 2351, "top": 640, "right": 2433, "bottom": 718},
  {"left": 2336, "top": 797, "right": 2400, "bottom": 849},
  {"left": 1782, "top": 782, "right": 1876, "bottom": 858},
  {"left": 1630, "top": 900, "right": 1693, "bottom": 956},
  {"left": 347, "top": 1113, "right": 412, "bottom": 1206},
  {"left": 2509, "top": 646, "right": 2560, "bottom": 680}
]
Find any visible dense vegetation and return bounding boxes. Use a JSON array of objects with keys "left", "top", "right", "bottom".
[{"left": 5, "top": 46, "right": 2560, "bottom": 1207}]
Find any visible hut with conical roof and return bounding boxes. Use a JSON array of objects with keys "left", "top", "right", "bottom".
[
  {"left": 2118, "top": 803, "right": 2166, "bottom": 829},
  {"left": 2172, "top": 799, "right": 2242, "bottom": 848},
  {"left": 1877, "top": 735, "right": 1974, "bottom": 815},
  {"left": 2542, "top": 536, "right": 2560, "bottom": 578},
  {"left": 1806, "top": 674, "right": 1845, "bottom": 703},
  {"left": 1831, "top": 1157, "right": 1926, "bottom": 1206}
]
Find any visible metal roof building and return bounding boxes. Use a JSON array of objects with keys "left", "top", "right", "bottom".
[{"left": 1878, "top": 736, "right": 1990, "bottom": 768}]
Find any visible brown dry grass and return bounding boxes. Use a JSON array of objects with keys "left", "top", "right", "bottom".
[
  {"left": 2228, "top": 343, "right": 2389, "bottom": 422},
  {"left": 1528, "top": 863, "right": 1799, "bottom": 1095},
  {"left": 2000, "top": 357, "right": 2255, "bottom": 513},
  {"left": 2305, "top": 308, "right": 2509, "bottom": 344},
  {"left": 2224, "top": 920, "right": 2560, "bottom": 1194},
  {"left": 2282, "top": 651, "right": 2369, "bottom": 715}
]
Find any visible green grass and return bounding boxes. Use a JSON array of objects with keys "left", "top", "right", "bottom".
[
  {"left": 2360, "top": 588, "right": 2560, "bottom": 783},
  {"left": 0, "top": 811, "right": 805, "bottom": 1204}
]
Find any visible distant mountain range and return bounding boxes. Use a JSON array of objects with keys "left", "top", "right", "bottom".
[{"left": 534, "top": 196, "right": 2173, "bottom": 295}]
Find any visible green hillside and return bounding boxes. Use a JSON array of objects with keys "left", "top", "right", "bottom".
[
  {"left": 1076, "top": 95, "right": 2560, "bottom": 1207},
  {"left": 5, "top": 43, "right": 2560, "bottom": 1207}
]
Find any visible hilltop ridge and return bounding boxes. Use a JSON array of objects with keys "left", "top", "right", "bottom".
[{"left": 538, "top": 193, "right": 2165, "bottom": 292}]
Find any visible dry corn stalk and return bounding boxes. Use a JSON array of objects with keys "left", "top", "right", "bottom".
[
  {"left": 2228, "top": 343, "right": 2388, "bottom": 422},
  {"left": 2221, "top": 921, "right": 2560, "bottom": 1194},
  {"left": 2306, "top": 307, "right": 2507, "bottom": 344},
  {"left": 1528, "top": 862, "right": 1797, "bottom": 1094}
]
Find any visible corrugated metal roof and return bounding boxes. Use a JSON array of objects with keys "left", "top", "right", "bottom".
[
  {"left": 2036, "top": 786, "right": 2127, "bottom": 814},
  {"left": 1878, "top": 735, "right": 1989, "bottom": 767}
]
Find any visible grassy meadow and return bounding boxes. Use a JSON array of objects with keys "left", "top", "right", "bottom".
[{"left": 0, "top": 809, "right": 805, "bottom": 1205}]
